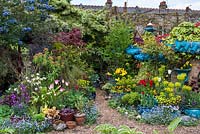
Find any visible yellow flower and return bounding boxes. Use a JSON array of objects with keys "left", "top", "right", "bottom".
[
  {"left": 163, "top": 81, "right": 169, "bottom": 86},
  {"left": 132, "top": 84, "right": 136, "bottom": 88},
  {"left": 106, "top": 72, "right": 112, "bottom": 76},
  {"left": 153, "top": 77, "right": 159, "bottom": 83},
  {"left": 115, "top": 77, "right": 120, "bottom": 81},
  {"left": 169, "top": 93, "right": 174, "bottom": 97},
  {"left": 175, "top": 82, "right": 181, "bottom": 88},
  {"left": 160, "top": 92, "right": 165, "bottom": 96},
  {"left": 153, "top": 90, "right": 157, "bottom": 95},
  {"left": 115, "top": 68, "right": 121, "bottom": 74},
  {"left": 182, "top": 85, "right": 192, "bottom": 91},
  {"left": 177, "top": 73, "right": 187, "bottom": 81},
  {"left": 165, "top": 87, "right": 173, "bottom": 92},
  {"left": 42, "top": 105, "right": 49, "bottom": 115},
  {"left": 120, "top": 69, "right": 127, "bottom": 76},
  {"left": 155, "top": 83, "right": 159, "bottom": 87},
  {"left": 168, "top": 82, "right": 175, "bottom": 88}
]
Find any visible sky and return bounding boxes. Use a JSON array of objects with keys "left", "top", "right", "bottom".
[{"left": 71, "top": 0, "right": 200, "bottom": 10}]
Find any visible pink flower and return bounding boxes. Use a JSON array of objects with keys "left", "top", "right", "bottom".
[
  {"left": 65, "top": 82, "right": 69, "bottom": 86},
  {"left": 55, "top": 80, "right": 59, "bottom": 85},
  {"left": 60, "top": 87, "right": 65, "bottom": 92},
  {"left": 49, "top": 84, "right": 54, "bottom": 89}
]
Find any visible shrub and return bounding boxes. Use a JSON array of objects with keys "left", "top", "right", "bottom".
[{"left": 121, "top": 92, "right": 140, "bottom": 106}]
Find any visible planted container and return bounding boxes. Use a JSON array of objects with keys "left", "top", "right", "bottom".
[
  {"left": 184, "top": 108, "right": 200, "bottom": 119},
  {"left": 74, "top": 113, "right": 86, "bottom": 125},
  {"left": 66, "top": 121, "right": 77, "bottom": 129},
  {"left": 59, "top": 108, "right": 75, "bottom": 122}
]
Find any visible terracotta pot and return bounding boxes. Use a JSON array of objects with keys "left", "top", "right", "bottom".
[
  {"left": 66, "top": 121, "right": 77, "bottom": 129},
  {"left": 74, "top": 113, "right": 86, "bottom": 125},
  {"left": 59, "top": 112, "right": 75, "bottom": 122},
  {"left": 53, "top": 119, "right": 65, "bottom": 125}
]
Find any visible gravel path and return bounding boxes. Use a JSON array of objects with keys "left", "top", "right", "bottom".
[{"left": 49, "top": 89, "right": 200, "bottom": 134}]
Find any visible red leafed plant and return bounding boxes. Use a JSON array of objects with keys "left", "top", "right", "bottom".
[{"left": 53, "top": 28, "right": 85, "bottom": 46}]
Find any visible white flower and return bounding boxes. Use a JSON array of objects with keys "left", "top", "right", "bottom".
[
  {"left": 14, "top": 88, "right": 17, "bottom": 91},
  {"left": 158, "top": 77, "right": 161, "bottom": 82},
  {"left": 27, "top": 80, "right": 31, "bottom": 83},
  {"left": 31, "top": 74, "right": 34, "bottom": 77},
  {"left": 62, "top": 79, "right": 65, "bottom": 83},
  {"left": 32, "top": 78, "right": 36, "bottom": 81},
  {"left": 65, "top": 82, "right": 69, "bottom": 86},
  {"left": 168, "top": 70, "right": 172, "bottom": 75},
  {"left": 136, "top": 115, "right": 141, "bottom": 119},
  {"left": 36, "top": 76, "right": 40, "bottom": 80},
  {"left": 25, "top": 77, "right": 28, "bottom": 80},
  {"left": 36, "top": 82, "right": 40, "bottom": 85},
  {"left": 43, "top": 77, "right": 46, "bottom": 80},
  {"left": 35, "top": 88, "right": 38, "bottom": 91},
  {"left": 125, "top": 112, "right": 128, "bottom": 115},
  {"left": 36, "top": 73, "right": 40, "bottom": 76}
]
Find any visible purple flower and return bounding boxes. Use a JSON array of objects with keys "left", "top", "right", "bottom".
[
  {"left": 49, "top": 83, "right": 54, "bottom": 89},
  {"left": 60, "top": 87, "right": 65, "bottom": 92},
  {"left": 54, "top": 80, "right": 59, "bottom": 85}
]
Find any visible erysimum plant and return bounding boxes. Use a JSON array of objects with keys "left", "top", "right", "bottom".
[{"left": 153, "top": 73, "right": 192, "bottom": 106}]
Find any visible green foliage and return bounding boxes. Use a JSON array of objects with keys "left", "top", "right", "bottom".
[
  {"left": 166, "top": 22, "right": 200, "bottom": 44},
  {"left": 75, "top": 95, "right": 89, "bottom": 113},
  {"left": 50, "top": 0, "right": 108, "bottom": 35},
  {"left": 140, "top": 32, "right": 175, "bottom": 62},
  {"left": 121, "top": 92, "right": 140, "bottom": 106},
  {"left": 95, "top": 124, "right": 118, "bottom": 134},
  {"left": 32, "top": 113, "right": 45, "bottom": 122},
  {"left": 33, "top": 45, "right": 89, "bottom": 85},
  {"left": 31, "top": 85, "right": 69, "bottom": 112},
  {"left": 95, "top": 124, "right": 143, "bottom": 134},
  {"left": 108, "top": 99, "right": 121, "bottom": 109},
  {"left": 0, "top": 105, "right": 13, "bottom": 118},
  {"left": 140, "top": 95, "right": 157, "bottom": 108},
  {"left": 102, "top": 83, "right": 113, "bottom": 91},
  {"left": 182, "top": 92, "right": 200, "bottom": 108},
  {"left": 0, "top": 128, "right": 15, "bottom": 134},
  {"left": 63, "top": 90, "right": 88, "bottom": 109},
  {"left": 167, "top": 117, "right": 181, "bottom": 134},
  {"left": 102, "top": 21, "right": 133, "bottom": 69}
]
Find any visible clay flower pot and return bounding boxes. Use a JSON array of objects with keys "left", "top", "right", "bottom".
[
  {"left": 74, "top": 113, "right": 86, "bottom": 125},
  {"left": 59, "top": 108, "right": 75, "bottom": 122},
  {"left": 66, "top": 121, "right": 77, "bottom": 129}
]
